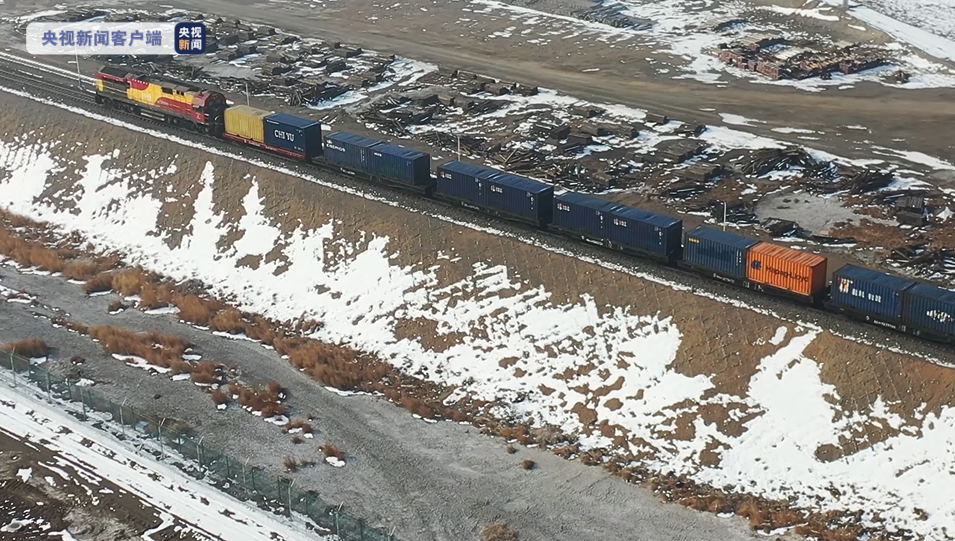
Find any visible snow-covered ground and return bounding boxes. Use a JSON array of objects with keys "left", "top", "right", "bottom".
[
  {"left": 0, "top": 381, "right": 336, "bottom": 541},
  {"left": 1, "top": 87, "right": 955, "bottom": 539},
  {"left": 465, "top": 0, "right": 955, "bottom": 92}
]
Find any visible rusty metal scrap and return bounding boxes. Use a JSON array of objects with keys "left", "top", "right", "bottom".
[
  {"left": 888, "top": 244, "right": 955, "bottom": 277},
  {"left": 418, "top": 132, "right": 487, "bottom": 154},
  {"left": 739, "top": 146, "right": 815, "bottom": 176}
]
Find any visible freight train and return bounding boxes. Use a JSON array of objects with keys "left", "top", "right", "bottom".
[{"left": 93, "top": 66, "right": 955, "bottom": 347}]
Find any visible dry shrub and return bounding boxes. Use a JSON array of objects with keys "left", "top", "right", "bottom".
[
  {"left": 0, "top": 338, "right": 49, "bottom": 358},
  {"left": 679, "top": 495, "right": 731, "bottom": 514},
  {"left": 210, "top": 390, "right": 229, "bottom": 405},
  {"left": 169, "top": 359, "right": 193, "bottom": 375},
  {"left": 301, "top": 423, "right": 313, "bottom": 434},
  {"left": 267, "top": 380, "right": 282, "bottom": 394},
  {"left": 51, "top": 317, "right": 89, "bottom": 335},
  {"left": 62, "top": 260, "right": 100, "bottom": 281},
  {"left": 190, "top": 361, "right": 219, "bottom": 384},
  {"left": 174, "top": 294, "right": 215, "bottom": 326},
  {"left": 209, "top": 309, "right": 245, "bottom": 334},
  {"left": 319, "top": 444, "right": 344, "bottom": 461},
  {"left": 107, "top": 300, "right": 126, "bottom": 313},
  {"left": 88, "top": 325, "right": 189, "bottom": 368},
  {"left": 736, "top": 498, "right": 769, "bottom": 528},
  {"left": 0, "top": 229, "right": 68, "bottom": 272},
  {"left": 298, "top": 458, "right": 316, "bottom": 468},
  {"left": 291, "top": 436, "right": 303, "bottom": 444},
  {"left": 110, "top": 268, "right": 151, "bottom": 296},
  {"left": 283, "top": 456, "right": 298, "bottom": 472},
  {"left": 84, "top": 272, "right": 114, "bottom": 294},
  {"left": 521, "top": 459, "right": 535, "bottom": 471},
  {"left": 481, "top": 523, "right": 519, "bottom": 541},
  {"left": 506, "top": 445, "right": 517, "bottom": 455},
  {"left": 139, "top": 282, "right": 174, "bottom": 310},
  {"left": 770, "top": 509, "right": 803, "bottom": 529}
]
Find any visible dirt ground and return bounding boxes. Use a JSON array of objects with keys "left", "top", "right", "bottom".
[
  {"left": 0, "top": 426, "right": 200, "bottom": 540},
  {"left": 2, "top": 0, "right": 953, "bottom": 166}
]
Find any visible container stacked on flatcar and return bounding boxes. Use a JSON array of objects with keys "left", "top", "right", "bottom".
[
  {"left": 325, "top": 131, "right": 435, "bottom": 192},
  {"left": 828, "top": 264, "right": 916, "bottom": 328},
  {"left": 903, "top": 282, "right": 955, "bottom": 341},
  {"left": 436, "top": 161, "right": 553, "bottom": 227},
  {"left": 607, "top": 206, "right": 682, "bottom": 261},
  {"left": 551, "top": 192, "right": 623, "bottom": 245},
  {"left": 223, "top": 105, "right": 323, "bottom": 160},
  {"left": 682, "top": 226, "right": 759, "bottom": 281},
  {"left": 746, "top": 242, "right": 827, "bottom": 301}
]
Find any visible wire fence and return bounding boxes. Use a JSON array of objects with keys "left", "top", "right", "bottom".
[{"left": 2, "top": 350, "right": 404, "bottom": 541}]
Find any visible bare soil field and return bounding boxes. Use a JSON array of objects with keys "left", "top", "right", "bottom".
[
  {"left": 0, "top": 427, "right": 201, "bottom": 540},
  {"left": 1, "top": 90, "right": 955, "bottom": 539}
]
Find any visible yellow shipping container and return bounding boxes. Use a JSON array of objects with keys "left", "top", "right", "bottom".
[{"left": 224, "top": 105, "right": 272, "bottom": 143}]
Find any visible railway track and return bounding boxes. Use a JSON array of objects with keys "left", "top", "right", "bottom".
[{"left": 0, "top": 53, "right": 952, "bottom": 361}]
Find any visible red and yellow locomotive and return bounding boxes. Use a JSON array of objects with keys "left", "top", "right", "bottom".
[{"left": 94, "top": 66, "right": 227, "bottom": 133}]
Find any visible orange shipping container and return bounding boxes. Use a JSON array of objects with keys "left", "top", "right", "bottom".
[{"left": 746, "top": 242, "right": 827, "bottom": 297}]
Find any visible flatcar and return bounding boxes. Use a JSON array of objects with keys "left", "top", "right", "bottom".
[{"left": 91, "top": 66, "right": 955, "bottom": 348}]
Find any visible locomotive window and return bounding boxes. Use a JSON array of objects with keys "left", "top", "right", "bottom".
[{"left": 162, "top": 87, "right": 172, "bottom": 94}]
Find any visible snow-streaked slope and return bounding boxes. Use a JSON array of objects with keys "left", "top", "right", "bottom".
[{"left": 1, "top": 120, "right": 955, "bottom": 538}]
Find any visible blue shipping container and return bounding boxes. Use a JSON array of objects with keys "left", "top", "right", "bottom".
[
  {"left": 264, "top": 113, "right": 323, "bottom": 157},
  {"left": 684, "top": 226, "right": 759, "bottom": 279},
  {"left": 552, "top": 192, "right": 623, "bottom": 239},
  {"left": 608, "top": 206, "right": 683, "bottom": 258},
  {"left": 324, "top": 131, "right": 382, "bottom": 171},
  {"left": 830, "top": 265, "right": 916, "bottom": 320},
  {"left": 487, "top": 172, "right": 554, "bottom": 224},
  {"left": 367, "top": 144, "right": 432, "bottom": 186},
  {"left": 435, "top": 161, "right": 499, "bottom": 205},
  {"left": 903, "top": 282, "right": 955, "bottom": 337}
]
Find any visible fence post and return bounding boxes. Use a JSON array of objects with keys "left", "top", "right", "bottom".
[
  {"left": 120, "top": 398, "right": 127, "bottom": 438},
  {"left": 158, "top": 418, "right": 167, "bottom": 459},
  {"left": 250, "top": 467, "right": 256, "bottom": 493},
  {"left": 197, "top": 436, "right": 204, "bottom": 468},
  {"left": 45, "top": 370, "right": 51, "bottom": 399},
  {"left": 9, "top": 348, "right": 16, "bottom": 387},
  {"left": 287, "top": 479, "right": 295, "bottom": 517}
]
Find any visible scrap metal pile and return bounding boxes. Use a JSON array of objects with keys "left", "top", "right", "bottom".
[
  {"left": 711, "top": 34, "right": 890, "bottom": 81},
  {"left": 889, "top": 244, "right": 955, "bottom": 278}
]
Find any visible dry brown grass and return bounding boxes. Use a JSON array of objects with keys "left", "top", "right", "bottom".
[
  {"left": 107, "top": 300, "right": 126, "bottom": 313},
  {"left": 319, "top": 444, "right": 344, "bottom": 461},
  {"left": 284, "top": 420, "right": 314, "bottom": 434},
  {"left": 139, "top": 282, "right": 175, "bottom": 310},
  {"left": 291, "top": 435, "right": 303, "bottom": 444},
  {"left": 521, "top": 459, "right": 535, "bottom": 471},
  {"left": 0, "top": 228, "right": 69, "bottom": 272},
  {"left": 51, "top": 316, "right": 89, "bottom": 335},
  {"left": 88, "top": 325, "right": 189, "bottom": 368},
  {"left": 62, "top": 260, "right": 100, "bottom": 281},
  {"left": 209, "top": 309, "right": 277, "bottom": 344},
  {"left": 174, "top": 294, "right": 217, "bottom": 326},
  {"left": 283, "top": 456, "right": 298, "bottom": 472},
  {"left": 230, "top": 381, "right": 285, "bottom": 416},
  {"left": 210, "top": 390, "right": 229, "bottom": 405},
  {"left": 84, "top": 272, "right": 114, "bottom": 294},
  {"left": 110, "top": 267, "right": 152, "bottom": 296},
  {"left": 482, "top": 523, "right": 519, "bottom": 541},
  {"left": 506, "top": 445, "right": 517, "bottom": 455},
  {"left": 190, "top": 361, "right": 220, "bottom": 384},
  {"left": 0, "top": 338, "right": 49, "bottom": 358}
]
